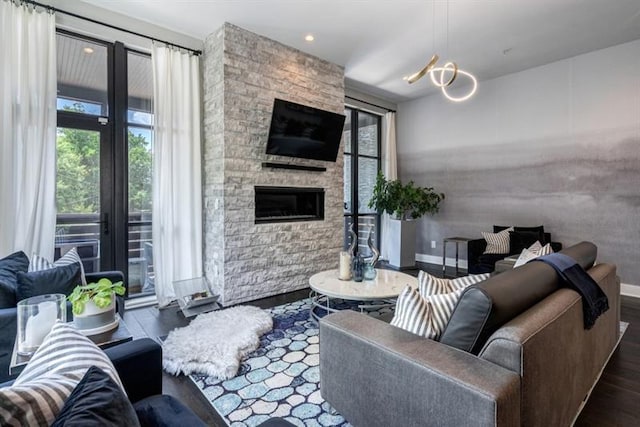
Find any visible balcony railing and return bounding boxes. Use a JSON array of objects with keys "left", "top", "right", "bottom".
[{"left": 55, "top": 212, "right": 153, "bottom": 295}]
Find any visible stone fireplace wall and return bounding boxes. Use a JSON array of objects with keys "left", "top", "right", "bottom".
[{"left": 202, "top": 23, "right": 345, "bottom": 306}]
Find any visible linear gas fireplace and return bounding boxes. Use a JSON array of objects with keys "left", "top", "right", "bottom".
[{"left": 255, "top": 186, "right": 325, "bottom": 224}]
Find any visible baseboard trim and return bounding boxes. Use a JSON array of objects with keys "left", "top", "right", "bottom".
[
  {"left": 620, "top": 283, "right": 640, "bottom": 299},
  {"left": 125, "top": 294, "right": 157, "bottom": 310},
  {"left": 416, "top": 253, "right": 468, "bottom": 270}
]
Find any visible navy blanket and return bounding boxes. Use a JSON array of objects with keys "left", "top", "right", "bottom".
[{"left": 533, "top": 253, "right": 609, "bottom": 329}]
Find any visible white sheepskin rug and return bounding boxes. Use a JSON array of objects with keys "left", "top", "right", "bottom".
[{"left": 162, "top": 305, "right": 273, "bottom": 379}]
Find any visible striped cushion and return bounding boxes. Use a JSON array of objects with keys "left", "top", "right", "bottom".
[
  {"left": 428, "top": 289, "right": 465, "bottom": 339},
  {"left": 0, "top": 322, "right": 123, "bottom": 426},
  {"left": 390, "top": 286, "right": 430, "bottom": 337},
  {"left": 30, "top": 247, "right": 86, "bottom": 285},
  {"left": 513, "top": 242, "right": 554, "bottom": 268},
  {"left": 391, "top": 285, "right": 469, "bottom": 340},
  {"left": 418, "top": 271, "right": 490, "bottom": 296},
  {"left": 482, "top": 227, "right": 513, "bottom": 254}
]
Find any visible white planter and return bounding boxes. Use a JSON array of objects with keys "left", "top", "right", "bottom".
[
  {"left": 387, "top": 219, "right": 417, "bottom": 269},
  {"left": 74, "top": 298, "right": 117, "bottom": 334}
]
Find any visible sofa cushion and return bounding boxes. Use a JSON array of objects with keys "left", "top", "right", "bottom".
[
  {"left": 439, "top": 241, "right": 597, "bottom": 354},
  {"left": 0, "top": 251, "right": 29, "bottom": 308},
  {"left": 481, "top": 227, "right": 513, "bottom": 254},
  {"left": 52, "top": 366, "right": 140, "bottom": 427},
  {"left": 513, "top": 243, "right": 554, "bottom": 268},
  {"left": 390, "top": 286, "right": 430, "bottom": 336},
  {"left": 509, "top": 231, "right": 542, "bottom": 255},
  {"left": 0, "top": 322, "right": 123, "bottom": 426},
  {"left": 16, "top": 262, "right": 82, "bottom": 301},
  {"left": 418, "top": 270, "right": 490, "bottom": 296},
  {"left": 391, "top": 285, "right": 466, "bottom": 340},
  {"left": 134, "top": 395, "right": 207, "bottom": 427},
  {"left": 495, "top": 225, "right": 546, "bottom": 245},
  {"left": 30, "top": 247, "right": 87, "bottom": 285}
]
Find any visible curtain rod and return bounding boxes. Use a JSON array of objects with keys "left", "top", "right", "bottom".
[
  {"left": 345, "top": 95, "right": 396, "bottom": 113},
  {"left": 24, "top": 0, "right": 202, "bottom": 55}
]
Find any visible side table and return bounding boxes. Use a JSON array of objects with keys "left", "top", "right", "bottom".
[
  {"left": 9, "top": 314, "right": 133, "bottom": 376},
  {"left": 442, "top": 237, "right": 473, "bottom": 277}
]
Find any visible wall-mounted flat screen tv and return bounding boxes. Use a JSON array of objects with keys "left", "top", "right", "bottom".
[{"left": 266, "top": 98, "right": 346, "bottom": 162}]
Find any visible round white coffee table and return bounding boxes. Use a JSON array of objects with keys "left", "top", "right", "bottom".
[{"left": 308, "top": 269, "right": 418, "bottom": 323}]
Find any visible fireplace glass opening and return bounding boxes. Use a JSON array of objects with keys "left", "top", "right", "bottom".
[{"left": 255, "top": 186, "right": 324, "bottom": 224}]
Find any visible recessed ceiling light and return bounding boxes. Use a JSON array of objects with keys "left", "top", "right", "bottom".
[
  {"left": 304, "top": 34, "right": 314, "bottom": 42},
  {"left": 83, "top": 47, "right": 94, "bottom": 54}
]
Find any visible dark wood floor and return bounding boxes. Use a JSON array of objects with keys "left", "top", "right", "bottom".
[{"left": 122, "top": 263, "right": 640, "bottom": 426}]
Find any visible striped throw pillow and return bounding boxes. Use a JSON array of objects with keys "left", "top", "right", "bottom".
[
  {"left": 418, "top": 271, "right": 490, "bottom": 296},
  {"left": 0, "top": 322, "right": 123, "bottom": 426},
  {"left": 482, "top": 227, "right": 514, "bottom": 254},
  {"left": 391, "top": 285, "right": 469, "bottom": 340},
  {"left": 428, "top": 288, "right": 465, "bottom": 339},
  {"left": 30, "top": 247, "right": 87, "bottom": 285},
  {"left": 513, "top": 242, "right": 554, "bottom": 268},
  {"left": 390, "top": 286, "right": 431, "bottom": 337}
]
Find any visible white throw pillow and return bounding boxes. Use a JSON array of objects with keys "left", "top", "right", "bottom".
[
  {"left": 481, "top": 227, "right": 514, "bottom": 254},
  {"left": 391, "top": 286, "right": 431, "bottom": 337},
  {"left": 30, "top": 247, "right": 87, "bottom": 285},
  {"left": 0, "top": 322, "right": 123, "bottom": 426},
  {"left": 391, "top": 285, "right": 468, "bottom": 340},
  {"left": 418, "top": 270, "right": 490, "bottom": 296},
  {"left": 513, "top": 242, "right": 554, "bottom": 268}
]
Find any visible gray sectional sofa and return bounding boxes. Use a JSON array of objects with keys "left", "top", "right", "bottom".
[{"left": 319, "top": 242, "right": 620, "bottom": 426}]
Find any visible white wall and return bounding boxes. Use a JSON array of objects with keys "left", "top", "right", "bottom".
[{"left": 397, "top": 39, "right": 640, "bottom": 287}]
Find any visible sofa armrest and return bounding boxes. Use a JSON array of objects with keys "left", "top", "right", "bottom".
[
  {"left": 104, "top": 338, "right": 162, "bottom": 403},
  {"left": 0, "top": 307, "right": 18, "bottom": 383},
  {"left": 467, "top": 238, "right": 487, "bottom": 273},
  {"left": 320, "top": 311, "right": 520, "bottom": 427}
]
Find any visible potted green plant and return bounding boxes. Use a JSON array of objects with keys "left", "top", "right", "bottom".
[
  {"left": 369, "top": 172, "right": 445, "bottom": 268},
  {"left": 69, "top": 278, "right": 125, "bottom": 332}
]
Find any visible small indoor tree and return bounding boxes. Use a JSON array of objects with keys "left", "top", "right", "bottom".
[
  {"left": 368, "top": 171, "right": 444, "bottom": 220},
  {"left": 368, "top": 172, "right": 445, "bottom": 268}
]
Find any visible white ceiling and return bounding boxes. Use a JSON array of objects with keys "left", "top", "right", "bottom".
[{"left": 80, "top": 0, "right": 640, "bottom": 102}]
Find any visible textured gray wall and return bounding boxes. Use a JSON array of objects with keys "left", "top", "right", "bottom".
[
  {"left": 397, "top": 39, "right": 640, "bottom": 286},
  {"left": 202, "top": 24, "right": 345, "bottom": 305}
]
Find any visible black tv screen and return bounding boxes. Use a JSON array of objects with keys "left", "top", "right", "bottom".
[{"left": 266, "top": 99, "right": 346, "bottom": 162}]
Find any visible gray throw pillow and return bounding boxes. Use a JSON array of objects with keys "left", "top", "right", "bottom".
[
  {"left": 16, "top": 263, "right": 82, "bottom": 301},
  {"left": 0, "top": 251, "right": 29, "bottom": 308}
]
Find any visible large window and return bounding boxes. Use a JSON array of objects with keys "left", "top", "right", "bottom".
[
  {"left": 55, "top": 31, "right": 154, "bottom": 297},
  {"left": 343, "top": 108, "right": 381, "bottom": 256}
]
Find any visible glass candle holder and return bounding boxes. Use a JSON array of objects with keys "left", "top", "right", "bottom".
[{"left": 17, "top": 294, "right": 67, "bottom": 356}]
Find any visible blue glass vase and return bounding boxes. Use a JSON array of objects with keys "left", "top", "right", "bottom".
[{"left": 363, "top": 264, "right": 377, "bottom": 280}]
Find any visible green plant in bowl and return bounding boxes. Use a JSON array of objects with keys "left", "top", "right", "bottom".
[{"left": 69, "top": 278, "right": 125, "bottom": 316}]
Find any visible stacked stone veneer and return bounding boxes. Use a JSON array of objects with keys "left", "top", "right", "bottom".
[{"left": 202, "top": 24, "right": 345, "bottom": 306}]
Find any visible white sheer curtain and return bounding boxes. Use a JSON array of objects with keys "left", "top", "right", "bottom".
[
  {"left": 151, "top": 44, "right": 203, "bottom": 307},
  {"left": 0, "top": 2, "right": 57, "bottom": 259},
  {"left": 380, "top": 112, "right": 398, "bottom": 261}
]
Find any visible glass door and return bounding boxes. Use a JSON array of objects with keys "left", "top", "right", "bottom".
[
  {"left": 56, "top": 31, "right": 155, "bottom": 297},
  {"left": 55, "top": 122, "right": 114, "bottom": 274},
  {"left": 343, "top": 108, "right": 382, "bottom": 255}
]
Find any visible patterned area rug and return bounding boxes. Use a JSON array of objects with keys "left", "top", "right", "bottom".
[
  {"left": 189, "top": 298, "right": 392, "bottom": 427},
  {"left": 188, "top": 298, "right": 629, "bottom": 427}
]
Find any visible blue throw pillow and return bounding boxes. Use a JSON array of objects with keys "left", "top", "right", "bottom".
[
  {"left": 0, "top": 251, "right": 29, "bottom": 308},
  {"left": 51, "top": 366, "right": 140, "bottom": 427},
  {"left": 16, "top": 262, "right": 82, "bottom": 301}
]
